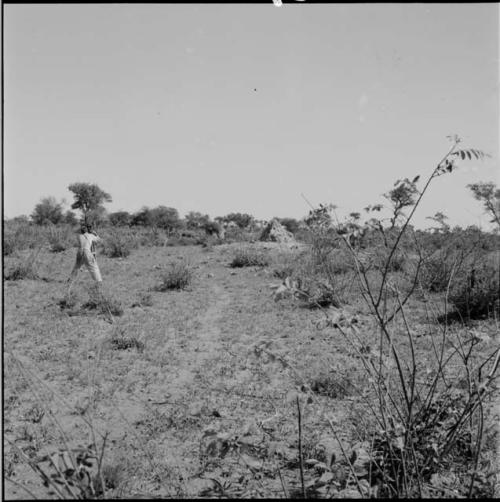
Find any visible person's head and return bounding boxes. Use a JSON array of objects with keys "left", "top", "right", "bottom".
[{"left": 80, "top": 223, "right": 92, "bottom": 234}]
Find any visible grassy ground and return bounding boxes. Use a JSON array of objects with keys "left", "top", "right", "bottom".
[{"left": 3, "top": 242, "right": 499, "bottom": 498}]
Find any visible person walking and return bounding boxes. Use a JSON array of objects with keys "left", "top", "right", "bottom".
[{"left": 67, "top": 223, "right": 103, "bottom": 291}]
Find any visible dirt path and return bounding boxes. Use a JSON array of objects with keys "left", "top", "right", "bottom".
[{"left": 165, "top": 276, "right": 232, "bottom": 400}]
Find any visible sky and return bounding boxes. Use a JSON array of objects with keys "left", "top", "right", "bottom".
[{"left": 4, "top": 3, "right": 499, "bottom": 229}]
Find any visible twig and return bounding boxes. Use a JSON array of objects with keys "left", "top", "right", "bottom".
[
  {"left": 276, "top": 462, "right": 290, "bottom": 499},
  {"left": 296, "top": 396, "right": 306, "bottom": 499}
]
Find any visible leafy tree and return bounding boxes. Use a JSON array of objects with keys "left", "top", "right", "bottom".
[
  {"left": 109, "top": 211, "right": 132, "bottom": 227},
  {"left": 131, "top": 206, "right": 181, "bottom": 232},
  {"left": 185, "top": 211, "right": 211, "bottom": 230},
  {"left": 383, "top": 178, "right": 419, "bottom": 229},
  {"left": 220, "top": 212, "right": 254, "bottom": 229},
  {"left": 67, "top": 182, "right": 112, "bottom": 225},
  {"left": 131, "top": 207, "right": 154, "bottom": 227},
  {"left": 203, "top": 220, "right": 224, "bottom": 237},
  {"left": 467, "top": 181, "right": 500, "bottom": 229},
  {"left": 150, "top": 206, "right": 181, "bottom": 232},
  {"left": 64, "top": 210, "right": 79, "bottom": 226},
  {"left": 86, "top": 207, "right": 108, "bottom": 227},
  {"left": 31, "top": 196, "right": 64, "bottom": 225}
]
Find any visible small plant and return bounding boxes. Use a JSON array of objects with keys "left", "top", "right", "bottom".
[
  {"left": 83, "top": 288, "right": 124, "bottom": 318},
  {"left": 58, "top": 292, "right": 78, "bottom": 311},
  {"left": 230, "top": 248, "right": 269, "bottom": 268},
  {"left": 157, "top": 260, "right": 193, "bottom": 290},
  {"left": 309, "top": 372, "right": 356, "bottom": 399},
  {"left": 109, "top": 333, "right": 145, "bottom": 352},
  {"left": 304, "top": 285, "right": 342, "bottom": 309}
]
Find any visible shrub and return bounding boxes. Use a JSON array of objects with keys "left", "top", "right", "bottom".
[
  {"left": 230, "top": 248, "right": 269, "bottom": 268},
  {"left": 372, "top": 248, "right": 406, "bottom": 273},
  {"left": 3, "top": 235, "right": 15, "bottom": 256},
  {"left": 137, "top": 227, "right": 169, "bottom": 247},
  {"left": 103, "top": 231, "right": 133, "bottom": 258},
  {"left": 298, "top": 281, "right": 344, "bottom": 309},
  {"left": 31, "top": 196, "right": 65, "bottom": 225},
  {"left": 309, "top": 372, "right": 356, "bottom": 399},
  {"left": 164, "top": 229, "right": 207, "bottom": 247},
  {"left": 387, "top": 250, "right": 406, "bottom": 272},
  {"left": 47, "top": 225, "right": 73, "bottom": 253},
  {"left": 4, "top": 262, "right": 39, "bottom": 281},
  {"left": 58, "top": 293, "right": 78, "bottom": 311},
  {"left": 448, "top": 261, "right": 500, "bottom": 320},
  {"left": 83, "top": 289, "right": 124, "bottom": 317},
  {"left": 157, "top": 261, "right": 193, "bottom": 290},
  {"left": 109, "top": 334, "right": 144, "bottom": 352},
  {"left": 419, "top": 251, "right": 454, "bottom": 293},
  {"left": 3, "top": 221, "right": 42, "bottom": 255},
  {"left": 419, "top": 244, "right": 480, "bottom": 293},
  {"left": 4, "top": 248, "right": 42, "bottom": 280},
  {"left": 108, "top": 211, "right": 132, "bottom": 227}
]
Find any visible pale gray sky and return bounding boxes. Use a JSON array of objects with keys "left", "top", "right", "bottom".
[{"left": 4, "top": 3, "right": 499, "bottom": 228}]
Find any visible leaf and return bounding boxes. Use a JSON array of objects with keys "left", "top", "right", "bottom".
[
  {"left": 460, "top": 150, "right": 466, "bottom": 160},
  {"left": 412, "top": 175, "right": 420, "bottom": 183},
  {"left": 466, "top": 150, "right": 472, "bottom": 160}
]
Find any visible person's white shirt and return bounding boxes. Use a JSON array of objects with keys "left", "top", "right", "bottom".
[{"left": 77, "top": 232, "right": 101, "bottom": 252}]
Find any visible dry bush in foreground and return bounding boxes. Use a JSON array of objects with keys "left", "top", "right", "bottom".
[{"left": 277, "top": 137, "right": 498, "bottom": 497}]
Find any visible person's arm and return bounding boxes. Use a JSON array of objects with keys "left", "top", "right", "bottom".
[{"left": 90, "top": 233, "right": 101, "bottom": 256}]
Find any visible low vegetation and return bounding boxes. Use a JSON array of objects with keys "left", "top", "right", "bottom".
[
  {"left": 157, "top": 260, "right": 194, "bottom": 291},
  {"left": 230, "top": 247, "right": 270, "bottom": 268}
]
